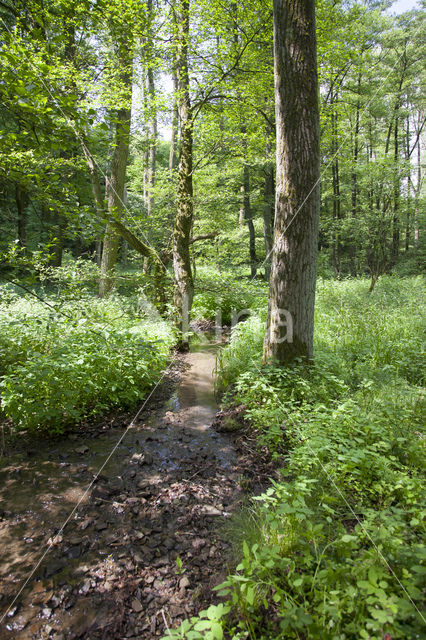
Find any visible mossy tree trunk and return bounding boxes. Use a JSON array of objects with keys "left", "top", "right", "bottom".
[
  {"left": 99, "top": 39, "right": 133, "bottom": 297},
  {"left": 173, "top": 0, "right": 194, "bottom": 347}
]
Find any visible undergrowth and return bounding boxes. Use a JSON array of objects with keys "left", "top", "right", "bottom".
[
  {"left": 163, "top": 276, "right": 425, "bottom": 640},
  {"left": 0, "top": 264, "right": 176, "bottom": 434}
]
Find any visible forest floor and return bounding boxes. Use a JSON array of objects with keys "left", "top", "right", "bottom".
[{"left": 0, "top": 339, "right": 276, "bottom": 640}]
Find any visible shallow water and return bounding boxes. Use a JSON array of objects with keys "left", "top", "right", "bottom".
[{"left": 0, "top": 337, "right": 236, "bottom": 638}]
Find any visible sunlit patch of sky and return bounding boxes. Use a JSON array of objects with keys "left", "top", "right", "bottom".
[{"left": 388, "top": 0, "right": 421, "bottom": 14}]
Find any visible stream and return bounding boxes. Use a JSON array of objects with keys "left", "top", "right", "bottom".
[{"left": 0, "top": 337, "right": 245, "bottom": 639}]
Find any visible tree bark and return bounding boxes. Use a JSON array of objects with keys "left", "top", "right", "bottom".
[
  {"left": 263, "top": 0, "right": 320, "bottom": 365},
  {"left": 169, "top": 66, "right": 179, "bottom": 172},
  {"left": 15, "top": 184, "right": 28, "bottom": 248},
  {"left": 146, "top": 0, "right": 157, "bottom": 220},
  {"left": 99, "top": 40, "right": 133, "bottom": 297},
  {"left": 173, "top": 0, "right": 194, "bottom": 346},
  {"left": 263, "top": 138, "right": 275, "bottom": 281}
]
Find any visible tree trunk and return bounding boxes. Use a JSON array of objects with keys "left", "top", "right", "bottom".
[
  {"left": 15, "top": 185, "right": 28, "bottom": 248},
  {"left": 99, "top": 41, "right": 133, "bottom": 297},
  {"left": 146, "top": 0, "right": 157, "bottom": 220},
  {"left": 244, "top": 164, "right": 257, "bottom": 278},
  {"left": 263, "top": 0, "right": 320, "bottom": 365},
  {"left": 169, "top": 66, "right": 179, "bottom": 172},
  {"left": 331, "top": 102, "right": 341, "bottom": 274},
  {"left": 173, "top": 0, "right": 194, "bottom": 346},
  {"left": 391, "top": 104, "right": 400, "bottom": 264},
  {"left": 263, "top": 138, "right": 275, "bottom": 281}
]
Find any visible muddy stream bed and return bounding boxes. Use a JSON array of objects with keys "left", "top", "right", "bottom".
[{"left": 0, "top": 337, "right": 265, "bottom": 639}]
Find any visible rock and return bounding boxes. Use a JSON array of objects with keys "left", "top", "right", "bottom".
[
  {"left": 179, "top": 576, "right": 190, "bottom": 590},
  {"left": 200, "top": 505, "right": 222, "bottom": 517},
  {"left": 131, "top": 598, "right": 143, "bottom": 613},
  {"left": 44, "top": 560, "right": 65, "bottom": 578},
  {"left": 132, "top": 549, "right": 145, "bottom": 564},
  {"left": 95, "top": 520, "right": 107, "bottom": 531},
  {"left": 79, "top": 579, "right": 91, "bottom": 595},
  {"left": 67, "top": 545, "right": 82, "bottom": 559},
  {"left": 143, "top": 452, "right": 153, "bottom": 465},
  {"left": 75, "top": 445, "right": 89, "bottom": 455},
  {"left": 80, "top": 517, "right": 93, "bottom": 530}
]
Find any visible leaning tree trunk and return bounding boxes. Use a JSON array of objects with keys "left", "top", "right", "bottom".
[
  {"left": 173, "top": 0, "right": 194, "bottom": 346},
  {"left": 263, "top": 0, "right": 320, "bottom": 365},
  {"left": 99, "top": 42, "right": 133, "bottom": 297}
]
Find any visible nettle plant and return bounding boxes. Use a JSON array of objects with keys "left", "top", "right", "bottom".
[{"left": 0, "top": 292, "right": 175, "bottom": 434}]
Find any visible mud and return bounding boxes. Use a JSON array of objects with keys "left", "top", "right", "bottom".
[{"left": 0, "top": 337, "right": 262, "bottom": 639}]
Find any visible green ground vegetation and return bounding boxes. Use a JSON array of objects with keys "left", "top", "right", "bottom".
[{"left": 166, "top": 274, "right": 425, "bottom": 640}]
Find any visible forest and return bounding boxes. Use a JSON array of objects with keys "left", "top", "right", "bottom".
[{"left": 0, "top": 0, "right": 424, "bottom": 638}]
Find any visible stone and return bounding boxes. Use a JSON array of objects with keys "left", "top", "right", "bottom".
[
  {"left": 131, "top": 598, "right": 143, "bottom": 613},
  {"left": 179, "top": 576, "right": 190, "bottom": 590}
]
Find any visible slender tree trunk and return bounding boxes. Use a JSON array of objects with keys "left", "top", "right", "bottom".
[
  {"left": 99, "top": 40, "right": 133, "bottom": 297},
  {"left": 173, "top": 0, "right": 194, "bottom": 346},
  {"left": 147, "top": 68, "right": 157, "bottom": 219},
  {"left": 263, "top": 139, "right": 275, "bottom": 281},
  {"left": 169, "top": 66, "right": 179, "bottom": 172},
  {"left": 391, "top": 104, "right": 400, "bottom": 264},
  {"left": 239, "top": 134, "right": 257, "bottom": 278},
  {"left": 15, "top": 185, "right": 28, "bottom": 248},
  {"left": 414, "top": 127, "right": 421, "bottom": 250},
  {"left": 349, "top": 74, "right": 361, "bottom": 274},
  {"left": 263, "top": 0, "right": 320, "bottom": 365},
  {"left": 331, "top": 102, "right": 341, "bottom": 274},
  {"left": 146, "top": 0, "right": 157, "bottom": 220}
]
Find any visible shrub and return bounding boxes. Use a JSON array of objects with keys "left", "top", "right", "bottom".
[
  {"left": 0, "top": 289, "right": 175, "bottom": 434},
  {"left": 192, "top": 267, "right": 267, "bottom": 326}
]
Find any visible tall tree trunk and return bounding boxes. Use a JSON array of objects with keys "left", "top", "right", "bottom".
[
  {"left": 169, "top": 66, "right": 179, "bottom": 172},
  {"left": 349, "top": 74, "right": 361, "bottom": 274},
  {"left": 414, "top": 125, "right": 421, "bottom": 250},
  {"left": 263, "top": 0, "right": 320, "bottom": 365},
  {"left": 146, "top": 0, "right": 157, "bottom": 220},
  {"left": 173, "top": 0, "right": 194, "bottom": 345},
  {"left": 331, "top": 102, "right": 341, "bottom": 274},
  {"left": 239, "top": 131, "right": 257, "bottom": 278},
  {"left": 243, "top": 164, "right": 257, "bottom": 278},
  {"left": 99, "top": 42, "right": 133, "bottom": 297},
  {"left": 263, "top": 138, "right": 275, "bottom": 281},
  {"left": 391, "top": 104, "right": 400, "bottom": 264},
  {"left": 147, "top": 68, "right": 157, "bottom": 219},
  {"left": 15, "top": 185, "right": 28, "bottom": 248}
]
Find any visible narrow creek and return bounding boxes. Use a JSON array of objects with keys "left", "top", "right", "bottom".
[{"left": 0, "top": 337, "right": 245, "bottom": 639}]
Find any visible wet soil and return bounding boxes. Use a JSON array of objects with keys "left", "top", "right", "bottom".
[{"left": 0, "top": 338, "right": 272, "bottom": 639}]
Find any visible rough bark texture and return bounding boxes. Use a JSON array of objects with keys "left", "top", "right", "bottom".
[
  {"left": 99, "top": 39, "right": 133, "bottom": 297},
  {"left": 263, "top": 0, "right": 320, "bottom": 364},
  {"left": 173, "top": 0, "right": 194, "bottom": 344},
  {"left": 169, "top": 67, "right": 179, "bottom": 172},
  {"left": 146, "top": 0, "right": 157, "bottom": 221},
  {"left": 15, "top": 185, "right": 28, "bottom": 248},
  {"left": 263, "top": 138, "right": 275, "bottom": 281},
  {"left": 99, "top": 103, "right": 131, "bottom": 297}
]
